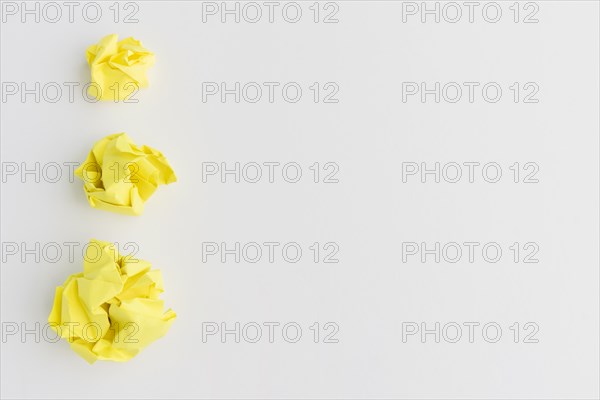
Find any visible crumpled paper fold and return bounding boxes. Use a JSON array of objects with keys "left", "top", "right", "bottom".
[
  {"left": 86, "top": 34, "right": 155, "bottom": 101},
  {"left": 74, "top": 132, "right": 177, "bottom": 216},
  {"left": 48, "top": 239, "right": 176, "bottom": 364}
]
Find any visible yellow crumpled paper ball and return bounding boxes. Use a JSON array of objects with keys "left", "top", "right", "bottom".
[
  {"left": 74, "top": 133, "right": 177, "bottom": 216},
  {"left": 86, "top": 34, "right": 155, "bottom": 101},
  {"left": 48, "top": 239, "right": 176, "bottom": 364}
]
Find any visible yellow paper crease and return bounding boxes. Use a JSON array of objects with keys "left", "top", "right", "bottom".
[
  {"left": 86, "top": 34, "right": 155, "bottom": 101},
  {"left": 74, "top": 133, "right": 177, "bottom": 216},
  {"left": 48, "top": 239, "right": 176, "bottom": 364}
]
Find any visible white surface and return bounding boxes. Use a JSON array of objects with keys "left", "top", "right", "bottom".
[{"left": 1, "top": 1, "right": 599, "bottom": 399}]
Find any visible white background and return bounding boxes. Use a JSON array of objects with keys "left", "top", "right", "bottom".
[{"left": 1, "top": 1, "right": 599, "bottom": 398}]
